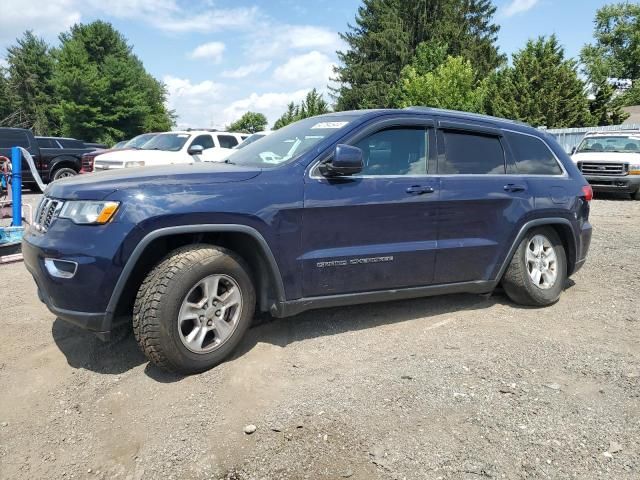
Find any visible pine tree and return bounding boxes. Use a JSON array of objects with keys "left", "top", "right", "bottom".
[
  {"left": 485, "top": 36, "right": 592, "bottom": 128},
  {"left": 333, "top": 0, "right": 504, "bottom": 110},
  {"left": 53, "top": 21, "right": 173, "bottom": 143},
  {"left": 0, "top": 68, "right": 18, "bottom": 124},
  {"left": 5, "top": 31, "right": 57, "bottom": 134},
  {"left": 273, "top": 89, "right": 330, "bottom": 130}
]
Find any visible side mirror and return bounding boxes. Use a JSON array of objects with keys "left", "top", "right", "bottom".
[
  {"left": 320, "top": 144, "right": 363, "bottom": 177},
  {"left": 570, "top": 146, "right": 577, "bottom": 155},
  {"left": 188, "top": 144, "right": 204, "bottom": 156}
]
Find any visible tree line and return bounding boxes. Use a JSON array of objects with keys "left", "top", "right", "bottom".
[
  {"left": 273, "top": 0, "right": 639, "bottom": 130},
  {"left": 0, "top": 22, "right": 173, "bottom": 144}
]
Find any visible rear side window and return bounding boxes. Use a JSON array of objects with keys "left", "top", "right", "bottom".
[
  {"left": 36, "top": 138, "right": 60, "bottom": 148},
  {"left": 440, "top": 130, "right": 505, "bottom": 174},
  {"left": 0, "top": 130, "right": 31, "bottom": 148},
  {"left": 218, "top": 135, "right": 239, "bottom": 149},
  {"left": 59, "top": 139, "right": 84, "bottom": 149},
  {"left": 507, "top": 132, "right": 563, "bottom": 175}
]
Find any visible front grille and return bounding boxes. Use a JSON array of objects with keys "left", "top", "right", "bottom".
[
  {"left": 578, "top": 162, "right": 628, "bottom": 176},
  {"left": 34, "top": 197, "right": 63, "bottom": 231}
]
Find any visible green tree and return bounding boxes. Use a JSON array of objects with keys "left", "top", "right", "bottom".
[
  {"left": 333, "top": 0, "right": 504, "bottom": 110},
  {"left": 581, "top": 3, "right": 640, "bottom": 111},
  {"left": 0, "top": 67, "right": 18, "bottom": 124},
  {"left": 485, "top": 36, "right": 592, "bottom": 128},
  {"left": 53, "top": 21, "right": 173, "bottom": 143},
  {"left": 227, "top": 111, "right": 268, "bottom": 133},
  {"left": 398, "top": 55, "right": 486, "bottom": 113},
  {"left": 273, "top": 89, "right": 330, "bottom": 129},
  {"left": 5, "top": 31, "right": 57, "bottom": 134}
]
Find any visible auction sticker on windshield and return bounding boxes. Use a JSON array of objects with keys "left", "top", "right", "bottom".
[{"left": 311, "top": 122, "right": 349, "bottom": 129}]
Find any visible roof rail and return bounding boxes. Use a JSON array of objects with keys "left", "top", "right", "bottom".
[{"left": 403, "top": 106, "right": 530, "bottom": 126}]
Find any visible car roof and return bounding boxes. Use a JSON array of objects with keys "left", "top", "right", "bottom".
[{"left": 584, "top": 131, "right": 640, "bottom": 137}]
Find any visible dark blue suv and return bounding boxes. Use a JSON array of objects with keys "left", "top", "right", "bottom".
[{"left": 23, "top": 108, "right": 593, "bottom": 373}]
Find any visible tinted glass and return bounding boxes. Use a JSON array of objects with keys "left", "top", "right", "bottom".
[
  {"left": 59, "top": 139, "right": 84, "bottom": 149},
  {"left": 191, "top": 135, "right": 215, "bottom": 150},
  {"left": 36, "top": 138, "right": 59, "bottom": 148},
  {"left": 0, "top": 130, "right": 30, "bottom": 148},
  {"left": 226, "top": 115, "right": 357, "bottom": 168},
  {"left": 218, "top": 135, "right": 239, "bottom": 149},
  {"left": 441, "top": 131, "right": 505, "bottom": 174},
  {"left": 236, "top": 133, "right": 265, "bottom": 149},
  {"left": 353, "top": 128, "right": 427, "bottom": 176},
  {"left": 508, "top": 132, "right": 562, "bottom": 175}
]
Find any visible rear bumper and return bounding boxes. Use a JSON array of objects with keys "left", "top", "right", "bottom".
[{"left": 584, "top": 174, "right": 640, "bottom": 193}]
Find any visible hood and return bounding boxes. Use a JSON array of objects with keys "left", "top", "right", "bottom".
[
  {"left": 95, "top": 149, "right": 181, "bottom": 163},
  {"left": 46, "top": 162, "right": 262, "bottom": 200},
  {"left": 571, "top": 151, "right": 640, "bottom": 163},
  {"left": 85, "top": 147, "right": 129, "bottom": 158}
]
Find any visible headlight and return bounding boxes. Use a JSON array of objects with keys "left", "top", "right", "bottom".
[
  {"left": 59, "top": 201, "right": 120, "bottom": 224},
  {"left": 125, "top": 161, "right": 145, "bottom": 168},
  {"left": 629, "top": 163, "right": 640, "bottom": 175}
]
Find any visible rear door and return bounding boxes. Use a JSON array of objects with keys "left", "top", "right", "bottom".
[
  {"left": 302, "top": 117, "right": 440, "bottom": 297},
  {"left": 435, "top": 120, "right": 530, "bottom": 284}
]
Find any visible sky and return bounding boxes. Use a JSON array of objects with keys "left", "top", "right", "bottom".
[{"left": 0, "top": 0, "right": 616, "bottom": 130}]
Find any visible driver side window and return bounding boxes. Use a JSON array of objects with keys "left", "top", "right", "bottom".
[
  {"left": 353, "top": 127, "right": 428, "bottom": 176},
  {"left": 191, "top": 135, "right": 215, "bottom": 150}
]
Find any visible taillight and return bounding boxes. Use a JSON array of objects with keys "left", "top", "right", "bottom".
[{"left": 581, "top": 185, "right": 593, "bottom": 202}]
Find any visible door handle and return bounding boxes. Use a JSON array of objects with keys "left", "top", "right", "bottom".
[
  {"left": 504, "top": 183, "right": 526, "bottom": 192},
  {"left": 406, "top": 185, "right": 435, "bottom": 195}
]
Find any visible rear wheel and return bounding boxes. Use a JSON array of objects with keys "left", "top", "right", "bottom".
[
  {"left": 502, "top": 227, "right": 567, "bottom": 307},
  {"left": 133, "top": 245, "right": 255, "bottom": 374},
  {"left": 51, "top": 167, "right": 77, "bottom": 182},
  {"left": 632, "top": 189, "right": 640, "bottom": 201}
]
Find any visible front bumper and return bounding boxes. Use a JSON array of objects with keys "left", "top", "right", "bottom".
[
  {"left": 584, "top": 174, "right": 640, "bottom": 193},
  {"left": 22, "top": 219, "right": 134, "bottom": 339}
]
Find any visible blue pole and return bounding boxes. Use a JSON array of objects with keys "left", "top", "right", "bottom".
[{"left": 11, "top": 146, "right": 22, "bottom": 227}]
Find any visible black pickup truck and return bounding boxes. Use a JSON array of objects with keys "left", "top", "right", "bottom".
[{"left": 0, "top": 128, "right": 95, "bottom": 190}]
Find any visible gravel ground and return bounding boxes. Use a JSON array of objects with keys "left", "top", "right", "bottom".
[{"left": 0, "top": 194, "right": 638, "bottom": 480}]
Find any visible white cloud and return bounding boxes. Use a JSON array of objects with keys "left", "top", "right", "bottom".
[
  {"left": 0, "top": 58, "right": 8, "bottom": 69},
  {"left": 502, "top": 0, "right": 540, "bottom": 17},
  {"left": 163, "top": 75, "right": 226, "bottom": 129},
  {"left": 273, "top": 51, "right": 335, "bottom": 88},
  {"left": 189, "top": 42, "right": 225, "bottom": 63},
  {"left": 249, "top": 25, "right": 344, "bottom": 59},
  {"left": 222, "top": 90, "right": 310, "bottom": 127},
  {"left": 0, "top": 0, "right": 80, "bottom": 45},
  {"left": 222, "top": 62, "right": 271, "bottom": 79}
]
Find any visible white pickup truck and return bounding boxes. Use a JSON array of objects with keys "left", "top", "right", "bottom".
[
  {"left": 93, "top": 131, "right": 247, "bottom": 170},
  {"left": 571, "top": 131, "right": 640, "bottom": 200}
]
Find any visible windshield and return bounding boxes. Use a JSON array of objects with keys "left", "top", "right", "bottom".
[
  {"left": 236, "top": 133, "right": 267, "bottom": 150},
  {"left": 141, "top": 133, "right": 190, "bottom": 152},
  {"left": 577, "top": 136, "right": 640, "bottom": 153},
  {"left": 125, "top": 133, "right": 158, "bottom": 149},
  {"left": 225, "top": 116, "right": 357, "bottom": 167}
]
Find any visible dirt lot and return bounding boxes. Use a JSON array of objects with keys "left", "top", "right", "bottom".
[{"left": 0, "top": 195, "right": 638, "bottom": 480}]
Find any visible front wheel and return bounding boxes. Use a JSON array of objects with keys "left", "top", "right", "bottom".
[
  {"left": 502, "top": 227, "right": 567, "bottom": 307},
  {"left": 632, "top": 189, "right": 640, "bottom": 201},
  {"left": 133, "top": 245, "right": 256, "bottom": 374}
]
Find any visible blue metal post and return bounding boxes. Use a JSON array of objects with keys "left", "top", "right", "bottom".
[{"left": 11, "top": 146, "right": 22, "bottom": 227}]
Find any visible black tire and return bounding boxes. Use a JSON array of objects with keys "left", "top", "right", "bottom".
[
  {"left": 502, "top": 227, "right": 567, "bottom": 307},
  {"left": 133, "top": 244, "right": 255, "bottom": 374},
  {"left": 633, "top": 189, "right": 640, "bottom": 201},
  {"left": 51, "top": 167, "right": 77, "bottom": 182}
]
